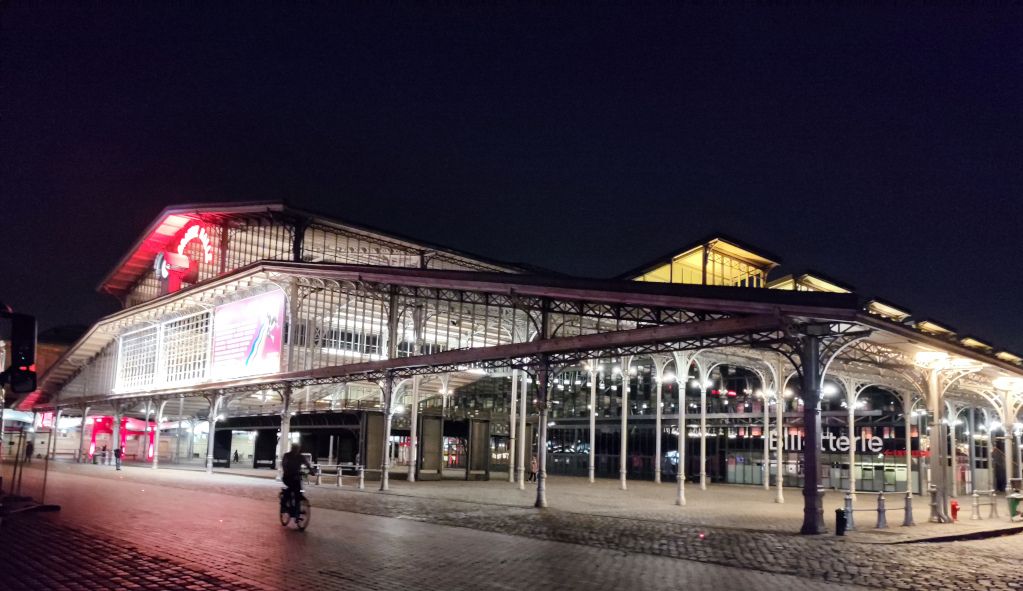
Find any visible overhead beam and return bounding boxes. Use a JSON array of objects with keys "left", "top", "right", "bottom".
[
  {"left": 281, "top": 313, "right": 784, "bottom": 382},
  {"left": 59, "top": 314, "right": 783, "bottom": 408}
]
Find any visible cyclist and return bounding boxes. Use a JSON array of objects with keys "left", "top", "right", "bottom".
[{"left": 281, "top": 443, "right": 313, "bottom": 516}]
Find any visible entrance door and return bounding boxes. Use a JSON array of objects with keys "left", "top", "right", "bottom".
[
  {"left": 212, "top": 429, "right": 232, "bottom": 468},
  {"left": 253, "top": 430, "right": 278, "bottom": 469},
  {"left": 361, "top": 412, "right": 384, "bottom": 481},
  {"left": 418, "top": 415, "right": 444, "bottom": 481},
  {"left": 466, "top": 419, "right": 491, "bottom": 481}
]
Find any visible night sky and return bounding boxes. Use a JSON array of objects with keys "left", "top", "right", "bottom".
[{"left": 1, "top": 5, "right": 1021, "bottom": 352}]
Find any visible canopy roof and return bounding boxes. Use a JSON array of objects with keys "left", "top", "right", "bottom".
[{"left": 40, "top": 259, "right": 1023, "bottom": 407}]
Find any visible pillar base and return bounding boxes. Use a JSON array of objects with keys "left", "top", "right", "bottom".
[{"left": 799, "top": 487, "right": 827, "bottom": 535}]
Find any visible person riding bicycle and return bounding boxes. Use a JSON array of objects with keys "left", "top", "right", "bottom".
[{"left": 281, "top": 443, "right": 313, "bottom": 514}]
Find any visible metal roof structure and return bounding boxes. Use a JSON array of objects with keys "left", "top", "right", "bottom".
[
  {"left": 98, "top": 201, "right": 531, "bottom": 299},
  {"left": 33, "top": 201, "right": 1023, "bottom": 408}
]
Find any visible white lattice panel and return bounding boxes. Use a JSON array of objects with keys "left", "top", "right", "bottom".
[
  {"left": 117, "top": 326, "right": 158, "bottom": 390},
  {"left": 163, "top": 311, "right": 212, "bottom": 385}
]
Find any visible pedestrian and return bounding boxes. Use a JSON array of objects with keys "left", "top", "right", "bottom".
[
  {"left": 233, "top": 450, "right": 240, "bottom": 464},
  {"left": 114, "top": 445, "right": 123, "bottom": 470},
  {"left": 528, "top": 455, "right": 538, "bottom": 482},
  {"left": 25, "top": 439, "right": 34, "bottom": 463}
]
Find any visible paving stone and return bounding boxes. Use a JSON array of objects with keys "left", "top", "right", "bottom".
[{"left": 3, "top": 461, "right": 1021, "bottom": 590}]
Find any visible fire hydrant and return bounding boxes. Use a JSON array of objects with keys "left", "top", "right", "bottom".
[{"left": 950, "top": 499, "right": 960, "bottom": 522}]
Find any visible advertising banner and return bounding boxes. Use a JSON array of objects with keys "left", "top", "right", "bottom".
[{"left": 211, "top": 290, "right": 285, "bottom": 380}]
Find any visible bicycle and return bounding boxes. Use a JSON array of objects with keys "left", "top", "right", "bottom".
[{"left": 279, "top": 486, "right": 311, "bottom": 531}]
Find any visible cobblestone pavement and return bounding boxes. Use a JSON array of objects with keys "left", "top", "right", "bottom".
[
  {"left": 62, "top": 460, "right": 1021, "bottom": 542},
  {"left": 1, "top": 517, "right": 262, "bottom": 591},
  {"left": 5, "top": 462, "right": 1022, "bottom": 590},
  {"left": 3, "top": 467, "right": 851, "bottom": 591}
]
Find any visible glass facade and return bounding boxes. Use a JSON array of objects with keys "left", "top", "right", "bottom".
[{"left": 373, "top": 366, "right": 1004, "bottom": 493}]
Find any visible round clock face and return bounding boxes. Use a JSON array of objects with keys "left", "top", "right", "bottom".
[{"left": 154, "top": 252, "right": 171, "bottom": 279}]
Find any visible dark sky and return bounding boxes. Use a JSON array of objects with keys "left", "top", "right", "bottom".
[{"left": 2, "top": 5, "right": 1022, "bottom": 351}]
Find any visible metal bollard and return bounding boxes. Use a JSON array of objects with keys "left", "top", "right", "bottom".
[
  {"left": 989, "top": 491, "right": 999, "bottom": 518},
  {"left": 876, "top": 492, "right": 888, "bottom": 528},
  {"left": 844, "top": 493, "right": 856, "bottom": 531},
  {"left": 903, "top": 493, "right": 915, "bottom": 526},
  {"left": 928, "top": 487, "right": 941, "bottom": 522},
  {"left": 336, "top": 467, "right": 342, "bottom": 488},
  {"left": 358, "top": 467, "right": 365, "bottom": 490},
  {"left": 316, "top": 470, "right": 322, "bottom": 486},
  {"left": 971, "top": 492, "right": 982, "bottom": 520}
]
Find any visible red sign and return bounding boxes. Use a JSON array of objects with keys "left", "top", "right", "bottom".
[
  {"left": 176, "top": 223, "right": 213, "bottom": 263},
  {"left": 154, "top": 223, "right": 213, "bottom": 293},
  {"left": 883, "top": 450, "right": 930, "bottom": 458}
]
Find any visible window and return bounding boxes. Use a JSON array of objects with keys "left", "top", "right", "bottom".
[
  {"left": 162, "top": 312, "right": 211, "bottom": 384},
  {"left": 117, "top": 327, "right": 159, "bottom": 390}
]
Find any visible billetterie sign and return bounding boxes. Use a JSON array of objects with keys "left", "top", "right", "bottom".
[{"left": 768, "top": 431, "right": 885, "bottom": 453}]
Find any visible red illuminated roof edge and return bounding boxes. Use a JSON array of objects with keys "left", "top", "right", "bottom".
[
  {"left": 97, "top": 200, "right": 535, "bottom": 300},
  {"left": 96, "top": 201, "right": 286, "bottom": 297}
]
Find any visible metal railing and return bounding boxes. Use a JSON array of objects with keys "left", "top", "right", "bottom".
[
  {"left": 313, "top": 463, "right": 365, "bottom": 490},
  {"left": 843, "top": 491, "right": 914, "bottom": 530},
  {"left": 970, "top": 490, "right": 999, "bottom": 520}
]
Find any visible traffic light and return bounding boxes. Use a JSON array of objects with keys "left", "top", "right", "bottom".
[{"left": 7, "top": 313, "right": 36, "bottom": 393}]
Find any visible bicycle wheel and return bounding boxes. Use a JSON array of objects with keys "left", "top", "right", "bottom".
[
  {"left": 295, "top": 497, "right": 311, "bottom": 531},
  {"left": 279, "top": 493, "right": 291, "bottom": 526}
]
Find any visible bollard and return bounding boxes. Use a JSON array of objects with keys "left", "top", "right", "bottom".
[
  {"left": 876, "top": 492, "right": 888, "bottom": 528},
  {"left": 316, "top": 470, "right": 322, "bottom": 486},
  {"left": 971, "top": 492, "right": 982, "bottom": 520},
  {"left": 989, "top": 491, "right": 999, "bottom": 518},
  {"left": 835, "top": 509, "right": 847, "bottom": 536},
  {"left": 844, "top": 493, "right": 856, "bottom": 531},
  {"left": 928, "top": 487, "right": 941, "bottom": 523},
  {"left": 336, "top": 467, "right": 342, "bottom": 488},
  {"left": 358, "top": 466, "right": 365, "bottom": 490},
  {"left": 902, "top": 493, "right": 915, "bottom": 526}
]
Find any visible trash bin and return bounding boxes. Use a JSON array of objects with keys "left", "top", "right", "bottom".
[
  {"left": 1008, "top": 493, "right": 1023, "bottom": 521},
  {"left": 835, "top": 508, "right": 847, "bottom": 536}
]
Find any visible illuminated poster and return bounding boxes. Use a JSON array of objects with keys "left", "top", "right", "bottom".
[{"left": 211, "top": 290, "right": 285, "bottom": 380}]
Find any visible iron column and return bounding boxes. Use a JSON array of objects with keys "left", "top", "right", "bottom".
[
  {"left": 518, "top": 370, "right": 527, "bottom": 490},
  {"left": 152, "top": 400, "right": 167, "bottom": 470},
  {"left": 799, "top": 332, "right": 826, "bottom": 535},
  {"left": 77, "top": 406, "right": 90, "bottom": 463},
  {"left": 380, "top": 373, "right": 394, "bottom": 491},
  {"left": 277, "top": 387, "right": 291, "bottom": 481},
  {"left": 762, "top": 387, "right": 770, "bottom": 490},
  {"left": 409, "top": 376, "right": 419, "bottom": 484},
  {"left": 588, "top": 363, "right": 597, "bottom": 483},
  {"left": 902, "top": 392, "right": 914, "bottom": 497},
  {"left": 535, "top": 364, "right": 550, "bottom": 508},
  {"left": 1003, "top": 391, "right": 1014, "bottom": 492},
  {"left": 619, "top": 357, "right": 632, "bottom": 491},
  {"left": 699, "top": 365, "right": 708, "bottom": 490},
  {"left": 508, "top": 369, "right": 517, "bottom": 484}
]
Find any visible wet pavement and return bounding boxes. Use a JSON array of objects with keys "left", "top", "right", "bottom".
[{"left": 2, "top": 461, "right": 1021, "bottom": 590}]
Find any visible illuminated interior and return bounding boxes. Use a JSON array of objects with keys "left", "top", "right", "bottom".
[
  {"left": 915, "top": 320, "right": 955, "bottom": 336},
  {"left": 630, "top": 237, "right": 777, "bottom": 287},
  {"left": 865, "top": 299, "right": 911, "bottom": 322},
  {"left": 766, "top": 273, "right": 851, "bottom": 293}
]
